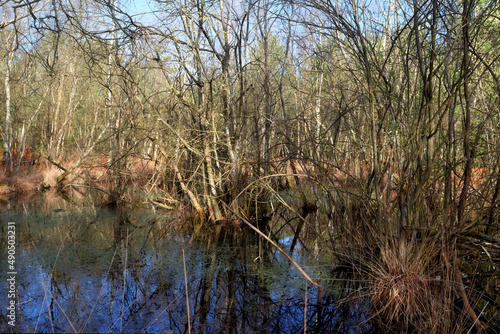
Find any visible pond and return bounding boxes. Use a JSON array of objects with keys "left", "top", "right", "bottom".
[{"left": 0, "top": 193, "right": 372, "bottom": 333}]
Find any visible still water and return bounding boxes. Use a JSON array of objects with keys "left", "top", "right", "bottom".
[{"left": 0, "top": 193, "right": 371, "bottom": 333}]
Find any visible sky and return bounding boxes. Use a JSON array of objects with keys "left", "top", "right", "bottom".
[
  {"left": 123, "top": 0, "right": 157, "bottom": 18},
  {"left": 123, "top": 0, "right": 167, "bottom": 28}
]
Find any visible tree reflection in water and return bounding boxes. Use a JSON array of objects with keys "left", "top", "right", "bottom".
[{"left": 0, "top": 199, "right": 372, "bottom": 333}]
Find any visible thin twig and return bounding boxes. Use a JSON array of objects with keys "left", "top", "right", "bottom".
[
  {"left": 120, "top": 229, "right": 129, "bottom": 333},
  {"left": 221, "top": 201, "right": 323, "bottom": 304},
  {"left": 304, "top": 282, "right": 308, "bottom": 334},
  {"left": 141, "top": 296, "right": 181, "bottom": 333},
  {"left": 183, "top": 248, "right": 192, "bottom": 334},
  {"left": 81, "top": 247, "right": 118, "bottom": 332},
  {"left": 467, "top": 301, "right": 488, "bottom": 334}
]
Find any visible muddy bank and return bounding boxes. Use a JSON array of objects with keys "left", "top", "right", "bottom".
[{"left": 0, "top": 156, "right": 158, "bottom": 201}]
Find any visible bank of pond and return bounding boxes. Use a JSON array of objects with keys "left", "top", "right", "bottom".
[{"left": 0, "top": 191, "right": 498, "bottom": 333}]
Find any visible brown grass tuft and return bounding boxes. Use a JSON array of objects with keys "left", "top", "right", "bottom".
[
  {"left": 0, "top": 168, "right": 9, "bottom": 194},
  {"left": 0, "top": 185, "right": 10, "bottom": 195},
  {"left": 363, "top": 238, "right": 460, "bottom": 333},
  {"left": 9, "top": 172, "right": 44, "bottom": 193},
  {"left": 41, "top": 165, "right": 64, "bottom": 188},
  {"left": 370, "top": 242, "right": 434, "bottom": 323}
]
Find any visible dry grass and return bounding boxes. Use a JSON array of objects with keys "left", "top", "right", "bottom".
[
  {"left": 345, "top": 234, "right": 497, "bottom": 334},
  {"left": 0, "top": 152, "right": 162, "bottom": 205},
  {"left": 0, "top": 185, "right": 10, "bottom": 195},
  {"left": 129, "top": 158, "right": 157, "bottom": 182},
  {"left": 368, "top": 239, "right": 444, "bottom": 332},
  {"left": 42, "top": 165, "right": 65, "bottom": 187},
  {"left": 10, "top": 172, "right": 44, "bottom": 193},
  {"left": 0, "top": 168, "right": 10, "bottom": 194},
  {"left": 0, "top": 159, "right": 80, "bottom": 196},
  {"left": 319, "top": 157, "right": 500, "bottom": 333}
]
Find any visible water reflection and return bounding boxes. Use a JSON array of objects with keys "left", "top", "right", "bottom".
[{"left": 1, "top": 193, "right": 372, "bottom": 333}]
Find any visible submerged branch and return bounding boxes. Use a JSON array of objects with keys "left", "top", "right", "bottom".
[{"left": 220, "top": 201, "right": 323, "bottom": 304}]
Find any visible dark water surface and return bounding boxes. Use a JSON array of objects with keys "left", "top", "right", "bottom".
[{"left": 0, "top": 193, "right": 371, "bottom": 333}]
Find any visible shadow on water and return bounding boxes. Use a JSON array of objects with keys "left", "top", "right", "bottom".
[{"left": 0, "top": 192, "right": 373, "bottom": 333}]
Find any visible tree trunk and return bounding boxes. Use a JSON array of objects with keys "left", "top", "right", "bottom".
[{"left": 3, "top": 52, "right": 13, "bottom": 169}]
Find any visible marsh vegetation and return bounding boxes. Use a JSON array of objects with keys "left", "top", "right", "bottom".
[{"left": 1, "top": 0, "right": 500, "bottom": 332}]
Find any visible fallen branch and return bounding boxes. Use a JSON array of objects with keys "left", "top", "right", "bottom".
[
  {"left": 44, "top": 155, "right": 68, "bottom": 172},
  {"left": 220, "top": 201, "right": 323, "bottom": 305},
  {"left": 462, "top": 230, "right": 500, "bottom": 244},
  {"left": 149, "top": 200, "right": 174, "bottom": 210}
]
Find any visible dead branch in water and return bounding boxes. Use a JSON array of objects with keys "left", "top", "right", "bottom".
[{"left": 220, "top": 201, "right": 323, "bottom": 305}]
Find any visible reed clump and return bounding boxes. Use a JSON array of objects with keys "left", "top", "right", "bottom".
[
  {"left": 339, "top": 226, "right": 500, "bottom": 333},
  {"left": 367, "top": 239, "right": 447, "bottom": 332}
]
